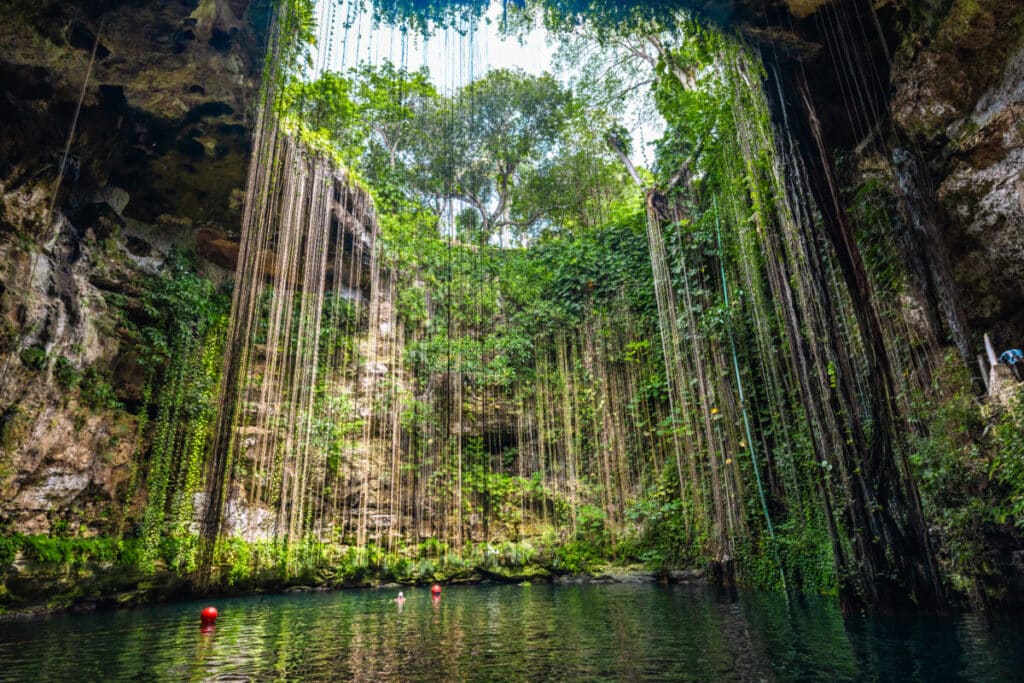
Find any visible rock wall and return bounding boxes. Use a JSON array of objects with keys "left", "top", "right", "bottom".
[
  {"left": 774, "top": 0, "right": 1024, "bottom": 353},
  {"left": 890, "top": 0, "right": 1024, "bottom": 346},
  {"left": 0, "top": 0, "right": 266, "bottom": 536},
  {"left": 730, "top": 0, "right": 1024, "bottom": 364}
]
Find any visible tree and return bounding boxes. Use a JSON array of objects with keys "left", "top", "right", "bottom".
[
  {"left": 281, "top": 71, "right": 364, "bottom": 160},
  {"left": 411, "top": 68, "right": 574, "bottom": 240},
  {"left": 352, "top": 61, "right": 439, "bottom": 196}
]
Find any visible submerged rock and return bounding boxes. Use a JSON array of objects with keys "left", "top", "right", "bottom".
[{"left": 667, "top": 569, "right": 705, "bottom": 583}]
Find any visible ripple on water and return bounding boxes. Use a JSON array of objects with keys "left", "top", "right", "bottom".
[{"left": 2, "top": 584, "right": 1023, "bottom": 681}]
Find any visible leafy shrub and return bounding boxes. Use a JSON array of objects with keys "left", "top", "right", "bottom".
[
  {"left": 989, "top": 392, "right": 1024, "bottom": 528},
  {"left": 625, "top": 471, "right": 696, "bottom": 570},
  {"left": 410, "top": 558, "right": 438, "bottom": 580},
  {"left": 910, "top": 355, "right": 1024, "bottom": 603},
  {"left": 54, "top": 356, "right": 81, "bottom": 390},
  {"left": 0, "top": 534, "right": 21, "bottom": 567},
  {"left": 418, "top": 537, "right": 448, "bottom": 559},
  {"left": 576, "top": 504, "right": 609, "bottom": 550},
  {"left": 19, "top": 346, "right": 46, "bottom": 370},
  {"left": 80, "top": 368, "right": 124, "bottom": 411},
  {"left": 15, "top": 535, "right": 133, "bottom": 568},
  {"left": 553, "top": 539, "right": 601, "bottom": 573}
]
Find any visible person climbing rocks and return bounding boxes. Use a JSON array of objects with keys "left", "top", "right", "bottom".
[{"left": 1000, "top": 348, "right": 1024, "bottom": 382}]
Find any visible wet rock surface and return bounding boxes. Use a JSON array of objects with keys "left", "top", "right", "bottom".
[
  {"left": 0, "top": 0, "right": 265, "bottom": 229},
  {"left": 765, "top": 0, "right": 1024, "bottom": 348}
]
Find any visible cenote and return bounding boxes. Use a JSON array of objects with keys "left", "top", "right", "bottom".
[
  {"left": 2, "top": 583, "right": 1023, "bottom": 681},
  {"left": 2, "top": 0, "right": 1024, "bottom": 674}
]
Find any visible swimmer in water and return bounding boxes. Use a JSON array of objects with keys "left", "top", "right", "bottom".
[{"left": 396, "top": 591, "right": 405, "bottom": 604}]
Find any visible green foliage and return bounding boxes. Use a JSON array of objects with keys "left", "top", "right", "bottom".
[
  {"left": 281, "top": 71, "right": 363, "bottom": 162},
  {"left": 625, "top": 469, "right": 697, "bottom": 569},
  {"left": 18, "top": 345, "right": 46, "bottom": 371},
  {"left": 530, "top": 206, "right": 652, "bottom": 322},
  {"left": 54, "top": 356, "right": 81, "bottom": 390},
  {"left": 990, "top": 393, "right": 1024, "bottom": 527},
  {"left": 484, "top": 540, "right": 539, "bottom": 567},
  {"left": 735, "top": 514, "right": 835, "bottom": 594},
  {"left": 553, "top": 540, "right": 602, "bottom": 573},
  {"left": 368, "top": 0, "right": 694, "bottom": 36},
  {"left": 212, "top": 536, "right": 308, "bottom": 586},
  {"left": 282, "top": 58, "right": 632, "bottom": 240},
  {"left": 396, "top": 282, "right": 428, "bottom": 328},
  {"left": 5, "top": 534, "right": 140, "bottom": 569},
  {"left": 351, "top": 61, "right": 439, "bottom": 199},
  {"left": 576, "top": 504, "right": 609, "bottom": 548},
  {"left": 431, "top": 68, "right": 574, "bottom": 238},
  {"left": 0, "top": 534, "right": 19, "bottom": 567},
  {"left": 850, "top": 179, "right": 906, "bottom": 296},
  {"left": 137, "top": 251, "right": 230, "bottom": 369},
  {"left": 369, "top": 0, "right": 489, "bottom": 32},
  {"left": 650, "top": 23, "right": 732, "bottom": 185},
  {"left": 80, "top": 368, "right": 124, "bottom": 411},
  {"left": 417, "top": 537, "right": 449, "bottom": 559},
  {"left": 130, "top": 252, "right": 230, "bottom": 572},
  {"left": 909, "top": 355, "right": 1024, "bottom": 602},
  {"left": 275, "top": 0, "right": 318, "bottom": 75}
]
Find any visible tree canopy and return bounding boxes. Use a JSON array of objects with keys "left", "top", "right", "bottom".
[{"left": 283, "top": 61, "right": 637, "bottom": 242}]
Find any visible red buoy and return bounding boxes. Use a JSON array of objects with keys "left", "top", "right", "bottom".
[
  {"left": 431, "top": 584, "right": 442, "bottom": 596},
  {"left": 200, "top": 606, "right": 218, "bottom": 624}
]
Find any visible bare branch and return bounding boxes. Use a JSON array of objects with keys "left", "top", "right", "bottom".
[{"left": 606, "top": 133, "right": 646, "bottom": 189}]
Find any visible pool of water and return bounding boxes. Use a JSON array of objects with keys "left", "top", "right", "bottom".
[{"left": 1, "top": 583, "right": 1021, "bottom": 681}]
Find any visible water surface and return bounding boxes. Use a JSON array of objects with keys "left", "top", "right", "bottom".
[{"left": 1, "top": 583, "right": 1021, "bottom": 681}]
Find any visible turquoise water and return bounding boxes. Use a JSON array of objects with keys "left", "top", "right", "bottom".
[{"left": 1, "top": 583, "right": 1021, "bottom": 681}]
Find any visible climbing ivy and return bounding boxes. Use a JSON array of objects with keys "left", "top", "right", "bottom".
[{"left": 132, "top": 252, "right": 230, "bottom": 572}]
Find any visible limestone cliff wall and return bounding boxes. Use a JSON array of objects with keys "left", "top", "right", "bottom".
[
  {"left": 0, "top": 0, "right": 266, "bottom": 535},
  {"left": 0, "top": 0, "right": 1021, "bottom": 567},
  {"left": 779, "top": 0, "right": 1024, "bottom": 352},
  {"left": 890, "top": 0, "right": 1024, "bottom": 346}
]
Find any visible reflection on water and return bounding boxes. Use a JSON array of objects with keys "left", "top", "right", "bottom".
[{"left": 1, "top": 583, "right": 1022, "bottom": 681}]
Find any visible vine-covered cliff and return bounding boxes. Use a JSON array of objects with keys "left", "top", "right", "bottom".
[{"left": 0, "top": 0, "right": 1022, "bottom": 614}]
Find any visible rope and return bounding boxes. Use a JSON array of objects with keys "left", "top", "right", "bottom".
[
  {"left": 0, "top": 15, "right": 104, "bottom": 388},
  {"left": 48, "top": 19, "right": 104, "bottom": 223}
]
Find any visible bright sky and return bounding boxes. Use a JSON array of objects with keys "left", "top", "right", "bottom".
[
  {"left": 308, "top": 0, "right": 663, "bottom": 168},
  {"left": 311, "top": 1, "right": 554, "bottom": 92}
]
